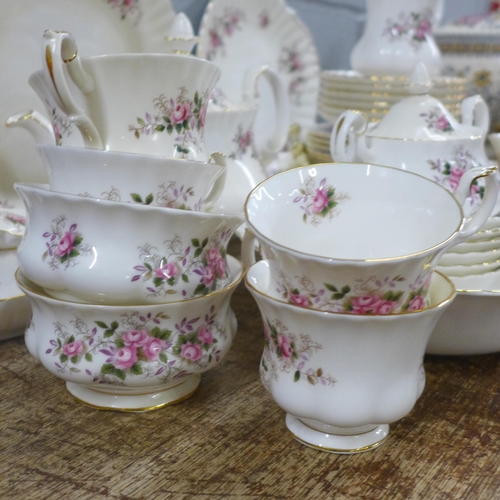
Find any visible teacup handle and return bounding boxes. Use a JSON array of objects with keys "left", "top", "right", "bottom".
[
  {"left": 453, "top": 166, "right": 498, "bottom": 244},
  {"left": 242, "top": 228, "right": 260, "bottom": 270},
  {"left": 42, "top": 30, "right": 103, "bottom": 149},
  {"left": 330, "top": 110, "right": 368, "bottom": 162},
  {"left": 241, "top": 65, "right": 290, "bottom": 156},
  {"left": 461, "top": 95, "right": 490, "bottom": 137},
  {"left": 204, "top": 152, "right": 227, "bottom": 208}
]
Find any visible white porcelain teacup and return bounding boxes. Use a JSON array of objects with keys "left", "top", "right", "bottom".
[
  {"left": 245, "top": 259, "right": 456, "bottom": 453},
  {"left": 18, "top": 256, "right": 242, "bottom": 411},
  {"left": 243, "top": 163, "right": 497, "bottom": 314},
  {"left": 15, "top": 183, "right": 243, "bottom": 305},
  {"left": 42, "top": 30, "right": 220, "bottom": 159},
  {"left": 37, "top": 145, "right": 227, "bottom": 211}
]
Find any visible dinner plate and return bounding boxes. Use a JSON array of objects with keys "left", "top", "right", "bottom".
[
  {"left": 0, "top": 0, "right": 175, "bottom": 202},
  {"left": 197, "top": 0, "right": 320, "bottom": 148},
  {"left": 0, "top": 250, "right": 31, "bottom": 341}
]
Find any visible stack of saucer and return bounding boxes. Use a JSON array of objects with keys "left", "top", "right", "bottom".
[
  {"left": 10, "top": 30, "right": 245, "bottom": 411},
  {"left": 317, "top": 70, "right": 467, "bottom": 124},
  {"left": 305, "top": 122, "right": 333, "bottom": 164}
]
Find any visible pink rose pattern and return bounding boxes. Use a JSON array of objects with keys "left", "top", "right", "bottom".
[
  {"left": 278, "top": 46, "right": 305, "bottom": 105},
  {"left": 229, "top": 124, "right": 254, "bottom": 160},
  {"left": 106, "top": 0, "right": 140, "bottom": 23},
  {"left": 4, "top": 212, "right": 26, "bottom": 230},
  {"left": 383, "top": 9, "right": 434, "bottom": 49},
  {"left": 46, "top": 305, "right": 226, "bottom": 383},
  {"left": 293, "top": 175, "right": 349, "bottom": 226},
  {"left": 45, "top": 100, "right": 73, "bottom": 146},
  {"left": 428, "top": 147, "right": 484, "bottom": 209},
  {"left": 129, "top": 87, "right": 209, "bottom": 159},
  {"left": 42, "top": 216, "right": 92, "bottom": 269},
  {"left": 259, "top": 319, "right": 336, "bottom": 390},
  {"left": 131, "top": 227, "right": 233, "bottom": 299},
  {"left": 420, "top": 107, "right": 454, "bottom": 133},
  {"left": 205, "top": 9, "right": 246, "bottom": 60},
  {"left": 276, "top": 268, "right": 432, "bottom": 315}
]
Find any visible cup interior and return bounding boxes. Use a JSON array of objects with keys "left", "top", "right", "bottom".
[{"left": 245, "top": 163, "right": 463, "bottom": 260}]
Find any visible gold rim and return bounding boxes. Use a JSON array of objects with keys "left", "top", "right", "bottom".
[
  {"left": 69, "top": 382, "right": 199, "bottom": 412},
  {"left": 244, "top": 265, "right": 457, "bottom": 316},
  {"left": 288, "top": 428, "right": 389, "bottom": 453},
  {"left": 244, "top": 162, "right": 465, "bottom": 263}
]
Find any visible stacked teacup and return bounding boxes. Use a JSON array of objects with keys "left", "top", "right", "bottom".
[
  {"left": 12, "top": 30, "right": 245, "bottom": 411},
  {"left": 242, "top": 161, "right": 497, "bottom": 453}
]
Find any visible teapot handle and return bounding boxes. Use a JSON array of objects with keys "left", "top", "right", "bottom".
[
  {"left": 452, "top": 166, "right": 498, "bottom": 244},
  {"left": 461, "top": 95, "right": 490, "bottom": 137},
  {"left": 42, "top": 30, "right": 103, "bottom": 149},
  {"left": 241, "top": 65, "right": 290, "bottom": 156},
  {"left": 330, "top": 110, "right": 368, "bottom": 162}
]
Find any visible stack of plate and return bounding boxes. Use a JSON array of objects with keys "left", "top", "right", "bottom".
[
  {"left": 437, "top": 216, "right": 500, "bottom": 278},
  {"left": 318, "top": 70, "right": 467, "bottom": 124},
  {"left": 305, "top": 123, "right": 332, "bottom": 163}
]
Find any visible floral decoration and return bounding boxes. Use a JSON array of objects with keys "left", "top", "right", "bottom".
[
  {"left": 259, "top": 9, "right": 270, "bottom": 28},
  {"left": 131, "top": 226, "right": 233, "bottom": 299},
  {"left": 427, "top": 147, "right": 484, "bottom": 207},
  {"left": 106, "top": 0, "right": 141, "bottom": 23},
  {"left": 46, "top": 101, "right": 73, "bottom": 146},
  {"left": 206, "top": 8, "right": 245, "bottom": 60},
  {"left": 259, "top": 318, "right": 336, "bottom": 390},
  {"left": 45, "top": 306, "right": 228, "bottom": 383},
  {"left": 229, "top": 124, "right": 254, "bottom": 160},
  {"left": 383, "top": 9, "right": 433, "bottom": 49},
  {"left": 4, "top": 212, "right": 26, "bottom": 228},
  {"left": 293, "top": 175, "right": 349, "bottom": 225},
  {"left": 278, "top": 46, "right": 305, "bottom": 105},
  {"left": 420, "top": 107, "right": 454, "bottom": 132},
  {"left": 276, "top": 267, "right": 432, "bottom": 315},
  {"left": 42, "top": 216, "right": 93, "bottom": 269},
  {"left": 129, "top": 87, "right": 209, "bottom": 158}
]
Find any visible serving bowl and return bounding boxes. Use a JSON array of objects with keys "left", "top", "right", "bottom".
[
  {"left": 245, "top": 259, "right": 456, "bottom": 453},
  {"left": 17, "top": 255, "right": 242, "bottom": 411},
  {"left": 15, "top": 183, "right": 243, "bottom": 304},
  {"left": 38, "top": 145, "right": 227, "bottom": 211}
]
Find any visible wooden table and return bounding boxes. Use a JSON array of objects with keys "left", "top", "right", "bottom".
[{"left": 2, "top": 243, "right": 500, "bottom": 499}]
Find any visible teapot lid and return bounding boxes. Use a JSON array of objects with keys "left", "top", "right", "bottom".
[{"left": 366, "top": 62, "right": 483, "bottom": 140}]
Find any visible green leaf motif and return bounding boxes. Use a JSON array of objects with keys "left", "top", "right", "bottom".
[
  {"left": 60, "top": 354, "right": 68, "bottom": 363},
  {"left": 137, "top": 117, "right": 145, "bottom": 126},
  {"left": 294, "top": 370, "right": 301, "bottom": 382},
  {"left": 182, "top": 274, "right": 189, "bottom": 283},
  {"left": 129, "top": 363, "right": 143, "bottom": 376},
  {"left": 194, "top": 247, "right": 203, "bottom": 258},
  {"left": 145, "top": 194, "right": 154, "bottom": 205},
  {"left": 95, "top": 321, "right": 108, "bottom": 329},
  {"left": 85, "top": 353, "right": 92, "bottom": 362},
  {"left": 159, "top": 352, "right": 168, "bottom": 363},
  {"left": 155, "top": 125, "right": 165, "bottom": 132},
  {"left": 193, "top": 283, "right": 206, "bottom": 296},
  {"left": 131, "top": 193, "right": 143, "bottom": 203},
  {"left": 103, "top": 329, "right": 115, "bottom": 339},
  {"left": 70, "top": 355, "right": 79, "bottom": 364}
]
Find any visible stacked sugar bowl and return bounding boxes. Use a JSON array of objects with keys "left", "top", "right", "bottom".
[
  {"left": 242, "top": 161, "right": 497, "bottom": 453},
  {"left": 11, "top": 30, "right": 245, "bottom": 411}
]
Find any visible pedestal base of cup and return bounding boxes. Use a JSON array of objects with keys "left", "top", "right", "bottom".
[
  {"left": 286, "top": 414, "right": 390, "bottom": 454},
  {"left": 66, "top": 374, "right": 201, "bottom": 412}
]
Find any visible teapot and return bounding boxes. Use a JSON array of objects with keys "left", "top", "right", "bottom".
[
  {"left": 331, "top": 63, "right": 494, "bottom": 210},
  {"left": 204, "top": 64, "right": 290, "bottom": 213}
]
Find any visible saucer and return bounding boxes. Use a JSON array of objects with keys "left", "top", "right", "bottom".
[
  {"left": 0, "top": 250, "right": 31, "bottom": 341},
  {"left": 286, "top": 414, "right": 390, "bottom": 454}
]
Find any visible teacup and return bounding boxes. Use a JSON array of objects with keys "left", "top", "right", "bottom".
[
  {"left": 18, "top": 255, "right": 242, "bottom": 411},
  {"left": 243, "top": 163, "right": 497, "bottom": 314},
  {"left": 37, "top": 145, "right": 227, "bottom": 211},
  {"left": 15, "top": 183, "right": 243, "bottom": 304},
  {"left": 245, "top": 259, "right": 456, "bottom": 453},
  {"left": 42, "top": 30, "right": 220, "bottom": 159}
]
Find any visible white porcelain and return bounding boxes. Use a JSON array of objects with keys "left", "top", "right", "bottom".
[
  {"left": 1, "top": 0, "right": 175, "bottom": 199},
  {"left": 197, "top": 0, "right": 320, "bottom": 144},
  {"left": 437, "top": 260, "right": 500, "bottom": 277},
  {"left": 17, "top": 256, "right": 242, "bottom": 411},
  {"left": 245, "top": 259, "right": 455, "bottom": 453},
  {"left": 243, "top": 162, "right": 496, "bottom": 314},
  {"left": 15, "top": 183, "right": 243, "bottom": 305},
  {"left": 0, "top": 204, "right": 26, "bottom": 250},
  {"left": 163, "top": 12, "right": 199, "bottom": 55},
  {"left": 42, "top": 30, "right": 220, "bottom": 159},
  {"left": 451, "top": 237, "right": 500, "bottom": 254},
  {"left": 350, "top": 0, "right": 442, "bottom": 77},
  {"left": 0, "top": 250, "right": 32, "bottom": 341},
  {"left": 37, "top": 145, "right": 226, "bottom": 211},
  {"left": 438, "top": 248, "right": 500, "bottom": 267},
  {"left": 428, "top": 271, "right": 500, "bottom": 354},
  {"left": 465, "top": 216, "right": 500, "bottom": 242},
  {"left": 206, "top": 65, "right": 289, "bottom": 186}
]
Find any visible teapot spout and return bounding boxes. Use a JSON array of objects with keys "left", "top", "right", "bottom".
[{"left": 6, "top": 110, "right": 55, "bottom": 145}]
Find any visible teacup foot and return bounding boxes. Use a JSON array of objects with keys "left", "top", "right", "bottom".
[
  {"left": 286, "top": 414, "right": 389, "bottom": 454},
  {"left": 66, "top": 374, "right": 201, "bottom": 412}
]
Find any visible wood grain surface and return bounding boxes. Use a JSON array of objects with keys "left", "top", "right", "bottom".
[{"left": 1, "top": 243, "right": 500, "bottom": 499}]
